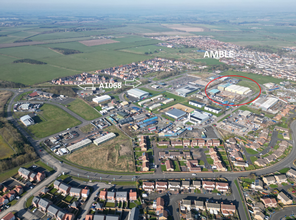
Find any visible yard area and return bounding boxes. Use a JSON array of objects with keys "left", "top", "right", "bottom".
[
  {"left": 245, "top": 148, "right": 258, "bottom": 155},
  {"left": 67, "top": 99, "right": 101, "bottom": 120},
  {"left": 27, "top": 104, "right": 81, "bottom": 138},
  {"left": 66, "top": 125, "right": 135, "bottom": 172},
  {"left": 80, "top": 124, "right": 95, "bottom": 133}
]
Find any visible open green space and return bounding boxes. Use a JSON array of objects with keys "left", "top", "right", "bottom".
[
  {"left": 237, "top": 80, "right": 260, "bottom": 93},
  {"left": 245, "top": 148, "right": 258, "bottom": 155},
  {"left": 34, "top": 160, "right": 55, "bottom": 173},
  {"left": 221, "top": 71, "right": 283, "bottom": 84},
  {"left": 80, "top": 124, "right": 95, "bottom": 133},
  {"left": 0, "top": 135, "right": 15, "bottom": 160},
  {"left": 194, "top": 58, "right": 224, "bottom": 65},
  {"left": 27, "top": 104, "right": 81, "bottom": 138},
  {"left": 279, "top": 168, "right": 289, "bottom": 174},
  {"left": 67, "top": 99, "right": 101, "bottom": 120}
]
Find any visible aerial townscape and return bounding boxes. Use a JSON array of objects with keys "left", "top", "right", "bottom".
[{"left": 1, "top": 1, "right": 296, "bottom": 220}]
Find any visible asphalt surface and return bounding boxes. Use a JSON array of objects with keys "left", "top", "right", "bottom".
[{"left": 1, "top": 86, "right": 296, "bottom": 220}]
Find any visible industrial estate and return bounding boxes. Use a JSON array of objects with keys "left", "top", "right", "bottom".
[{"left": 1, "top": 7, "right": 296, "bottom": 220}]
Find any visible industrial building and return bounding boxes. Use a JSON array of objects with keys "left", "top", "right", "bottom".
[
  {"left": 165, "top": 108, "right": 187, "bottom": 119},
  {"left": 127, "top": 88, "right": 149, "bottom": 99},
  {"left": 253, "top": 97, "right": 278, "bottom": 111},
  {"left": 20, "top": 115, "right": 35, "bottom": 126},
  {"left": 20, "top": 103, "right": 30, "bottom": 110},
  {"left": 224, "top": 85, "right": 251, "bottom": 95},
  {"left": 189, "top": 100, "right": 205, "bottom": 108},
  {"left": 67, "top": 138, "right": 92, "bottom": 152},
  {"left": 162, "top": 98, "right": 174, "bottom": 105},
  {"left": 150, "top": 94, "right": 163, "bottom": 101},
  {"left": 93, "top": 133, "right": 116, "bottom": 145},
  {"left": 92, "top": 95, "right": 111, "bottom": 104},
  {"left": 208, "top": 89, "right": 220, "bottom": 95},
  {"left": 176, "top": 85, "right": 199, "bottom": 97},
  {"left": 204, "top": 106, "right": 222, "bottom": 114},
  {"left": 138, "top": 99, "right": 151, "bottom": 106},
  {"left": 188, "top": 110, "right": 211, "bottom": 124},
  {"left": 217, "top": 83, "right": 231, "bottom": 91},
  {"left": 149, "top": 103, "right": 162, "bottom": 110}
]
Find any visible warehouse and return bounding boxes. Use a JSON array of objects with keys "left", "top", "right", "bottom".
[
  {"left": 138, "top": 99, "right": 151, "bottom": 106},
  {"left": 20, "top": 103, "right": 30, "bottom": 110},
  {"left": 165, "top": 108, "right": 187, "bottom": 119},
  {"left": 189, "top": 110, "right": 210, "bottom": 124},
  {"left": 176, "top": 85, "right": 199, "bottom": 97},
  {"left": 217, "top": 83, "right": 231, "bottom": 91},
  {"left": 204, "top": 106, "right": 222, "bottom": 114},
  {"left": 225, "top": 85, "right": 251, "bottom": 95},
  {"left": 189, "top": 100, "right": 205, "bottom": 108},
  {"left": 133, "top": 114, "right": 146, "bottom": 121},
  {"left": 149, "top": 103, "right": 162, "bottom": 110},
  {"left": 150, "top": 94, "right": 163, "bottom": 101},
  {"left": 67, "top": 138, "right": 92, "bottom": 152},
  {"left": 162, "top": 98, "right": 174, "bottom": 105},
  {"left": 253, "top": 97, "right": 278, "bottom": 111},
  {"left": 92, "top": 95, "right": 111, "bottom": 104},
  {"left": 127, "top": 88, "right": 149, "bottom": 99},
  {"left": 93, "top": 133, "right": 116, "bottom": 145},
  {"left": 20, "top": 115, "right": 35, "bottom": 126},
  {"left": 208, "top": 89, "right": 220, "bottom": 95},
  {"left": 119, "top": 117, "right": 134, "bottom": 125}
]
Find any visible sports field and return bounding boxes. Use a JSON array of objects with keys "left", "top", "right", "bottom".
[
  {"left": 27, "top": 104, "right": 81, "bottom": 138},
  {"left": 66, "top": 125, "right": 134, "bottom": 172},
  {"left": 67, "top": 99, "right": 101, "bottom": 120}
]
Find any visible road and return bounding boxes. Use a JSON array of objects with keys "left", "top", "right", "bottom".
[{"left": 1, "top": 86, "right": 296, "bottom": 220}]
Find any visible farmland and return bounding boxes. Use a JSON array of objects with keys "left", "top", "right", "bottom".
[
  {"left": 66, "top": 125, "right": 134, "bottom": 172},
  {"left": 67, "top": 99, "right": 101, "bottom": 120},
  {"left": 27, "top": 104, "right": 81, "bottom": 138}
]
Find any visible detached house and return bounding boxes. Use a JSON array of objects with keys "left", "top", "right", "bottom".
[
  {"left": 129, "top": 190, "right": 137, "bottom": 202},
  {"left": 275, "top": 175, "right": 288, "bottom": 184},
  {"left": 69, "top": 187, "right": 81, "bottom": 197},
  {"left": 165, "top": 159, "right": 174, "bottom": 172},
  {"left": 81, "top": 187, "right": 90, "bottom": 198},
  {"left": 277, "top": 191, "right": 293, "bottom": 205},
  {"left": 1, "top": 212, "right": 15, "bottom": 220},
  {"left": 18, "top": 167, "right": 32, "bottom": 180},
  {"left": 287, "top": 169, "right": 296, "bottom": 178},
  {"left": 260, "top": 198, "right": 277, "bottom": 208},
  {"left": 6, "top": 190, "right": 16, "bottom": 201},
  {"left": 99, "top": 189, "right": 107, "bottom": 200},
  {"left": 0, "top": 195, "right": 9, "bottom": 207},
  {"left": 14, "top": 185, "right": 23, "bottom": 195},
  {"left": 36, "top": 172, "right": 45, "bottom": 182},
  {"left": 262, "top": 176, "right": 276, "bottom": 185}
]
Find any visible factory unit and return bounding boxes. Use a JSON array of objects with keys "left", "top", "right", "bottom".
[
  {"left": 138, "top": 99, "right": 151, "bottom": 106},
  {"left": 127, "top": 88, "right": 149, "bottom": 99},
  {"left": 217, "top": 83, "right": 231, "bottom": 91},
  {"left": 208, "top": 89, "right": 220, "bottom": 95},
  {"left": 204, "top": 106, "right": 222, "bottom": 114},
  {"left": 189, "top": 100, "right": 205, "bottom": 108},
  {"left": 150, "top": 94, "right": 163, "bottom": 101},
  {"left": 253, "top": 97, "right": 278, "bottom": 111},
  {"left": 162, "top": 98, "right": 174, "bottom": 104},
  {"left": 176, "top": 85, "right": 199, "bottom": 97},
  {"left": 165, "top": 108, "right": 187, "bottom": 119},
  {"left": 188, "top": 110, "right": 211, "bottom": 124},
  {"left": 20, "top": 115, "right": 35, "bottom": 127},
  {"left": 92, "top": 95, "right": 111, "bottom": 104},
  {"left": 225, "top": 85, "right": 251, "bottom": 95},
  {"left": 149, "top": 103, "right": 162, "bottom": 110},
  {"left": 67, "top": 138, "right": 92, "bottom": 152},
  {"left": 93, "top": 133, "right": 116, "bottom": 145}
]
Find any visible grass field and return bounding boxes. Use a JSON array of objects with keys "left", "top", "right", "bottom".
[
  {"left": 0, "top": 135, "right": 14, "bottom": 160},
  {"left": 245, "top": 148, "right": 258, "bottom": 155},
  {"left": 221, "top": 71, "right": 283, "bottom": 84},
  {"left": 237, "top": 80, "right": 260, "bottom": 93},
  {"left": 80, "top": 124, "right": 95, "bottom": 133},
  {"left": 27, "top": 104, "right": 81, "bottom": 138},
  {"left": 66, "top": 125, "right": 134, "bottom": 172},
  {"left": 194, "top": 58, "right": 224, "bottom": 65},
  {"left": 67, "top": 99, "right": 101, "bottom": 120}
]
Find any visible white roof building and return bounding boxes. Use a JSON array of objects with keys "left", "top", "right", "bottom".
[
  {"left": 67, "top": 138, "right": 92, "bottom": 152},
  {"left": 92, "top": 95, "right": 111, "bottom": 104},
  {"left": 20, "top": 115, "right": 34, "bottom": 126},
  {"left": 93, "top": 133, "right": 116, "bottom": 145},
  {"left": 127, "top": 88, "right": 149, "bottom": 99}
]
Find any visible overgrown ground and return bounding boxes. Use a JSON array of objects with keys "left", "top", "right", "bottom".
[
  {"left": 66, "top": 126, "right": 134, "bottom": 172},
  {"left": 67, "top": 99, "right": 101, "bottom": 120}
]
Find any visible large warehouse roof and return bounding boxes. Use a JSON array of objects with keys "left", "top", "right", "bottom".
[
  {"left": 93, "top": 133, "right": 116, "bottom": 145},
  {"left": 92, "top": 95, "right": 111, "bottom": 103},
  {"left": 67, "top": 138, "right": 92, "bottom": 152},
  {"left": 165, "top": 108, "right": 187, "bottom": 119},
  {"left": 127, "top": 88, "right": 149, "bottom": 98}
]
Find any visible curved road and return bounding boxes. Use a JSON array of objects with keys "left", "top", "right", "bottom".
[{"left": 1, "top": 88, "right": 296, "bottom": 220}]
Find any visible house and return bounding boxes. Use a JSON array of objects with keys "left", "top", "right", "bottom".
[
  {"left": 168, "top": 182, "right": 181, "bottom": 191},
  {"left": 116, "top": 191, "right": 127, "bottom": 202},
  {"left": 228, "top": 138, "right": 236, "bottom": 144},
  {"left": 32, "top": 196, "right": 40, "bottom": 207},
  {"left": 191, "top": 139, "right": 198, "bottom": 147},
  {"left": 40, "top": 187, "right": 49, "bottom": 195},
  {"left": 156, "top": 182, "right": 167, "bottom": 192},
  {"left": 107, "top": 192, "right": 115, "bottom": 201},
  {"left": 171, "top": 141, "right": 183, "bottom": 147},
  {"left": 63, "top": 213, "right": 75, "bottom": 220},
  {"left": 277, "top": 191, "right": 293, "bottom": 205},
  {"left": 56, "top": 210, "right": 67, "bottom": 220},
  {"left": 216, "top": 182, "right": 229, "bottom": 192},
  {"left": 129, "top": 190, "right": 137, "bottom": 201},
  {"left": 156, "top": 197, "right": 165, "bottom": 210},
  {"left": 187, "top": 160, "right": 201, "bottom": 172},
  {"left": 194, "top": 200, "right": 205, "bottom": 211},
  {"left": 85, "top": 214, "right": 93, "bottom": 220},
  {"left": 70, "top": 201, "right": 79, "bottom": 210},
  {"left": 128, "top": 207, "right": 139, "bottom": 220},
  {"left": 158, "top": 141, "right": 170, "bottom": 147},
  {"left": 38, "top": 198, "right": 52, "bottom": 212},
  {"left": 182, "top": 199, "right": 191, "bottom": 210},
  {"left": 18, "top": 167, "right": 32, "bottom": 180},
  {"left": 287, "top": 169, "right": 296, "bottom": 179},
  {"left": 212, "top": 139, "right": 220, "bottom": 146},
  {"left": 29, "top": 172, "right": 37, "bottom": 182},
  {"left": 143, "top": 182, "right": 155, "bottom": 192},
  {"left": 59, "top": 183, "right": 71, "bottom": 195},
  {"left": 275, "top": 174, "right": 288, "bottom": 184},
  {"left": 1, "top": 212, "right": 15, "bottom": 220},
  {"left": 251, "top": 179, "right": 263, "bottom": 190},
  {"left": 193, "top": 181, "right": 201, "bottom": 189},
  {"left": 142, "top": 161, "right": 150, "bottom": 172},
  {"left": 6, "top": 190, "right": 16, "bottom": 201},
  {"left": 221, "top": 203, "right": 236, "bottom": 216},
  {"left": 202, "top": 181, "right": 216, "bottom": 191},
  {"left": 139, "top": 136, "right": 147, "bottom": 151},
  {"left": 198, "top": 139, "right": 205, "bottom": 147},
  {"left": 254, "top": 159, "right": 268, "bottom": 167},
  {"left": 186, "top": 212, "right": 194, "bottom": 220},
  {"left": 69, "top": 187, "right": 81, "bottom": 197},
  {"left": 262, "top": 176, "right": 276, "bottom": 185},
  {"left": 183, "top": 140, "right": 191, "bottom": 147},
  {"left": 207, "top": 139, "right": 213, "bottom": 146},
  {"left": 95, "top": 203, "right": 103, "bottom": 210},
  {"left": 93, "top": 214, "right": 105, "bottom": 220},
  {"left": 206, "top": 202, "right": 221, "bottom": 213},
  {"left": 36, "top": 171, "right": 45, "bottom": 182},
  {"left": 165, "top": 159, "right": 174, "bottom": 172},
  {"left": 81, "top": 187, "right": 90, "bottom": 198},
  {"left": 106, "top": 215, "right": 119, "bottom": 220},
  {"left": 182, "top": 181, "right": 190, "bottom": 190},
  {"left": 47, "top": 204, "right": 60, "bottom": 218},
  {"left": 14, "top": 185, "right": 23, "bottom": 195},
  {"left": 157, "top": 210, "right": 168, "bottom": 220},
  {"left": 254, "top": 212, "right": 265, "bottom": 220},
  {"left": 54, "top": 180, "right": 62, "bottom": 189},
  {"left": 260, "top": 198, "right": 277, "bottom": 208},
  {"left": 0, "top": 195, "right": 9, "bottom": 207},
  {"left": 99, "top": 189, "right": 107, "bottom": 200}
]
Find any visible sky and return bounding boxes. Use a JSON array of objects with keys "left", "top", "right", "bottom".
[{"left": 1, "top": 0, "right": 296, "bottom": 12}]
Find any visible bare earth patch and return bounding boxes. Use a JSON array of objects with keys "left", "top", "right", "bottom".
[
  {"left": 161, "top": 103, "right": 195, "bottom": 113},
  {"left": 79, "top": 39, "right": 119, "bottom": 46},
  {"left": 162, "top": 24, "right": 204, "bottom": 32}
]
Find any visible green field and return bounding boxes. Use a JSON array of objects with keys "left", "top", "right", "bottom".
[
  {"left": 221, "top": 71, "right": 283, "bottom": 84},
  {"left": 67, "top": 99, "right": 101, "bottom": 120},
  {"left": 245, "top": 148, "right": 258, "bottom": 155},
  {"left": 27, "top": 104, "right": 81, "bottom": 138},
  {"left": 194, "top": 58, "right": 224, "bottom": 65},
  {"left": 0, "top": 135, "right": 15, "bottom": 160},
  {"left": 237, "top": 80, "right": 260, "bottom": 93}
]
